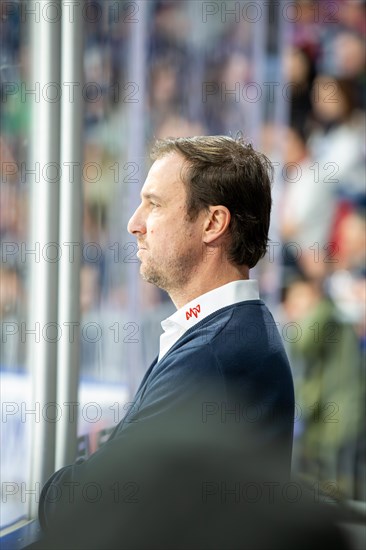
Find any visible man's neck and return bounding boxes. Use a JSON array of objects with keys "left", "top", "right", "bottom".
[{"left": 169, "top": 263, "right": 249, "bottom": 310}]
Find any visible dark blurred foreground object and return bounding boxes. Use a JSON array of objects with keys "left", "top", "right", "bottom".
[{"left": 26, "top": 407, "right": 354, "bottom": 550}]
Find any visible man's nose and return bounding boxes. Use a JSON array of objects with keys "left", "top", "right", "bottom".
[{"left": 127, "top": 205, "right": 146, "bottom": 235}]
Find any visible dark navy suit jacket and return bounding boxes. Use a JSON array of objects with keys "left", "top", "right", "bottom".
[{"left": 37, "top": 300, "right": 294, "bottom": 548}]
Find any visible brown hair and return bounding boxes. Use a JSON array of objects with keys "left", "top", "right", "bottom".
[{"left": 151, "top": 135, "right": 273, "bottom": 268}]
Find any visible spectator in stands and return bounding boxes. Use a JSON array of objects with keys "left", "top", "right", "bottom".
[
  {"left": 280, "top": 126, "right": 336, "bottom": 280},
  {"left": 282, "top": 275, "right": 364, "bottom": 499}
]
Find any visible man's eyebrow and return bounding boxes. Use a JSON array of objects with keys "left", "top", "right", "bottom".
[{"left": 140, "top": 191, "right": 163, "bottom": 202}]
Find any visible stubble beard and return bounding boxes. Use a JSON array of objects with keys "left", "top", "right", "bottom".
[{"left": 140, "top": 248, "right": 199, "bottom": 294}]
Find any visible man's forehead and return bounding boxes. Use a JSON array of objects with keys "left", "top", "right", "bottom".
[
  {"left": 150, "top": 151, "right": 185, "bottom": 176},
  {"left": 141, "top": 153, "right": 186, "bottom": 198}
]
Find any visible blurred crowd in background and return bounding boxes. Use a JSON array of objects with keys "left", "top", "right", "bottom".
[{"left": 1, "top": 0, "right": 365, "bottom": 502}]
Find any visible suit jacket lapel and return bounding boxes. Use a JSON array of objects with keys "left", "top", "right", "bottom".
[
  {"left": 129, "top": 354, "right": 159, "bottom": 408},
  {"left": 108, "top": 355, "right": 159, "bottom": 440},
  {"left": 134, "top": 355, "right": 158, "bottom": 396}
]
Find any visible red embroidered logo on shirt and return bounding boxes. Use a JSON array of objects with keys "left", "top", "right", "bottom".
[{"left": 186, "top": 305, "right": 201, "bottom": 320}]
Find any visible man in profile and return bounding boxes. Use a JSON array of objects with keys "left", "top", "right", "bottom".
[{"left": 36, "top": 136, "right": 295, "bottom": 549}]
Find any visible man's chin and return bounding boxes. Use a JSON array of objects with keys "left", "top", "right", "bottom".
[
  {"left": 140, "top": 265, "right": 155, "bottom": 283},
  {"left": 140, "top": 267, "right": 166, "bottom": 290}
]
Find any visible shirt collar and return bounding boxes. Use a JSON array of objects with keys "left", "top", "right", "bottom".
[{"left": 161, "top": 279, "right": 259, "bottom": 333}]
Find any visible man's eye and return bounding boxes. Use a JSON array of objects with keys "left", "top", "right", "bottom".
[{"left": 150, "top": 202, "right": 159, "bottom": 208}]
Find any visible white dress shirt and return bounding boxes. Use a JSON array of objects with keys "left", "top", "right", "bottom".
[{"left": 158, "top": 279, "right": 259, "bottom": 362}]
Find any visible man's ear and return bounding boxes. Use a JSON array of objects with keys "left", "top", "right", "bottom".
[{"left": 202, "top": 205, "right": 231, "bottom": 245}]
